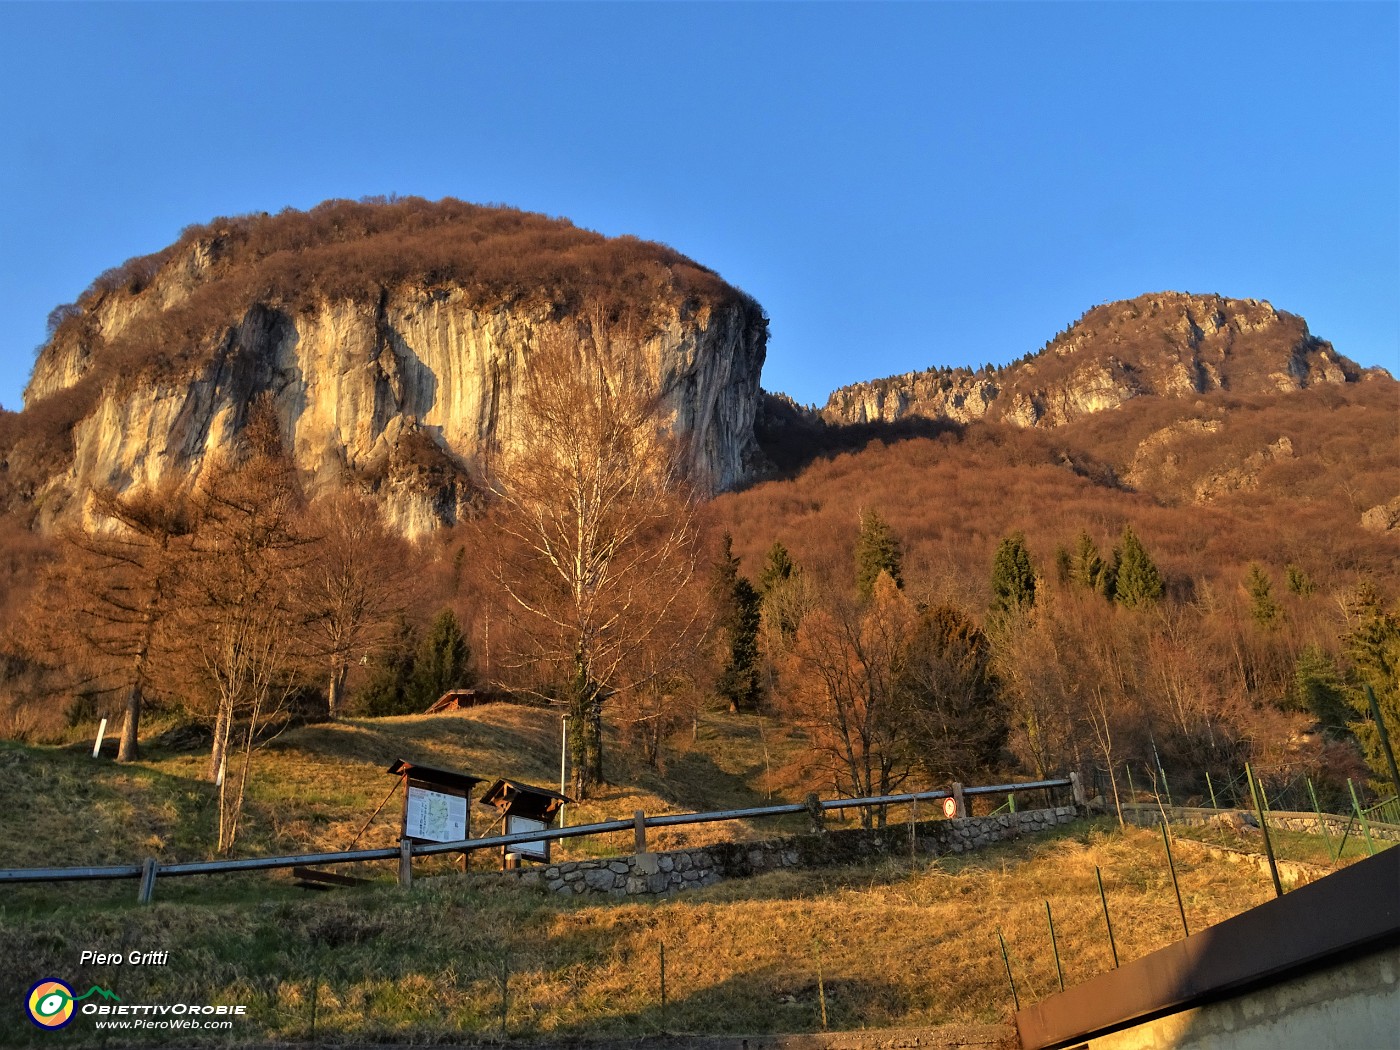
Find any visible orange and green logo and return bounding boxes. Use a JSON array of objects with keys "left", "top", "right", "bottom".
[{"left": 26, "top": 980, "right": 121, "bottom": 1030}]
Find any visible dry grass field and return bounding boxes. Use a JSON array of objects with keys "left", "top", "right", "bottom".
[{"left": 2, "top": 703, "right": 1387, "bottom": 1047}]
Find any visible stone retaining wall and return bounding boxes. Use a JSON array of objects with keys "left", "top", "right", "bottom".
[{"left": 502, "top": 806, "right": 1080, "bottom": 899}]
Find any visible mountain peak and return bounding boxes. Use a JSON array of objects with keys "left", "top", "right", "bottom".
[{"left": 821, "top": 291, "right": 1372, "bottom": 429}]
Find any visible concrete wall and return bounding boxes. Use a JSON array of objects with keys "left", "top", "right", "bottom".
[
  {"left": 1079, "top": 943, "right": 1399, "bottom": 1050},
  {"left": 501, "top": 805, "right": 1080, "bottom": 899}
]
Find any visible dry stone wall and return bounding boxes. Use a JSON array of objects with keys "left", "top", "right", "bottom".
[{"left": 502, "top": 806, "right": 1080, "bottom": 900}]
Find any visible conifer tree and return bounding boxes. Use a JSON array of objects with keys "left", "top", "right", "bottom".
[
  {"left": 758, "top": 544, "right": 809, "bottom": 647},
  {"left": 1246, "top": 564, "right": 1282, "bottom": 629},
  {"left": 1291, "top": 645, "right": 1350, "bottom": 735},
  {"left": 1112, "top": 526, "right": 1163, "bottom": 607},
  {"left": 990, "top": 532, "right": 1037, "bottom": 614},
  {"left": 855, "top": 509, "right": 903, "bottom": 601},
  {"left": 1070, "top": 530, "right": 1113, "bottom": 598},
  {"left": 1285, "top": 563, "right": 1315, "bottom": 596},
  {"left": 408, "top": 609, "right": 473, "bottom": 709},
  {"left": 758, "top": 540, "right": 797, "bottom": 597},
  {"left": 710, "top": 534, "right": 763, "bottom": 711},
  {"left": 1343, "top": 586, "right": 1400, "bottom": 796},
  {"left": 359, "top": 616, "right": 419, "bottom": 716}
]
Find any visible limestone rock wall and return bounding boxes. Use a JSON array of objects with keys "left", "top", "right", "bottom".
[{"left": 26, "top": 268, "right": 766, "bottom": 535}]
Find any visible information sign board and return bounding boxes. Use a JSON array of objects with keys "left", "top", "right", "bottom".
[
  {"left": 404, "top": 784, "right": 468, "bottom": 843},
  {"left": 506, "top": 814, "right": 550, "bottom": 861}
]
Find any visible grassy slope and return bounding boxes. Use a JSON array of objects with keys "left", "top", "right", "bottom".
[
  {"left": 2, "top": 705, "right": 1386, "bottom": 1047},
  {"left": 1, "top": 821, "right": 1347, "bottom": 1048},
  {"left": 0, "top": 704, "right": 819, "bottom": 903}
]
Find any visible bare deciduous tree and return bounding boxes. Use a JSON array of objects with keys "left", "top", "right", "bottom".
[
  {"left": 36, "top": 478, "right": 197, "bottom": 761},
  {"left": 174, "top": 414, "right": 312, "bottom": 852},
  {"left": 299, "top": 490, "right": 413, "bottom": 719},
  {"left": 488, "top": 320, "right": 704, "bottom": 798},
  {"left": 780, "top": 573, "right": 914, "bottom": 826}
]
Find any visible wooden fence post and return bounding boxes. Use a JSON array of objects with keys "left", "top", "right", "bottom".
[
  {"left": 398, "top": 838, "right": 413, "bottom": 888},
  {"left": 634, "top": 810, "right": 647, "bottom": 854},
  {"left": 137, "top": 857, "right": 158, "bottom": 904},
  {"left": 952, "top": 782, "right": 967, "bottom": 818}
]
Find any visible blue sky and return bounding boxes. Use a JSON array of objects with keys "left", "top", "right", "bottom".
[{"left": 1, "top": 2, "right": 1395, "bottom": 412}]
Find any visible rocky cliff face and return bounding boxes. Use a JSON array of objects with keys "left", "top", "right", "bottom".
[
  {"left": 822, "top": 292, "right": 1381, "bottom": 429},
  {"left": 15, "top": 201, "right": 767, "bottom": 534}
]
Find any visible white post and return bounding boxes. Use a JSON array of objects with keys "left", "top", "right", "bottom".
[
  {"left": 559, "top": 715, "right": 570, "bottom": 826},
  {"left": 92, "top": 718, "right": 108, "bottom": 759}
]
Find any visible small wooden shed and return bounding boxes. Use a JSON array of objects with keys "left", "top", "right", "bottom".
[
  {"left": 424, "top": 689, "right": 484, "bottom": 714},
  {"left": 478, "top": 778, "right": 573, "bottom": 863}
]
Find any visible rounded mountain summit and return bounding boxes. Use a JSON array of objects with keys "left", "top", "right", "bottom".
[{"left": 17, "top": 198, "right": 769, "bottom": 533}]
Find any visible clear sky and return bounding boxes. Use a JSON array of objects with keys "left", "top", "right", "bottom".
[{"left": 1, "top": 2, "right": 1395, "bottom": 413}]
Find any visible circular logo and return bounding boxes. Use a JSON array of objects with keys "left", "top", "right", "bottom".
[
  {"left": 942, "top": 796, "right": 958, "bottom": 819},
  {"left": 27, "top": 979, "right": 76, "bottom": 1029}
]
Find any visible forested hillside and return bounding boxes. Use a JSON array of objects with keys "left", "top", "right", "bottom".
[{"left": 713, "top": 373, "right": 1398, "bottom": 815}]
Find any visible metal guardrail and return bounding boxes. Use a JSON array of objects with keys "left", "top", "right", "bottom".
[{"left": 0, "top": 777, "right": 1073, "bottom": 900}]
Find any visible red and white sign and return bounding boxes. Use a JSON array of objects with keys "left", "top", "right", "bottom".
[{"left": 943, "top": 796, "right": 958, "bottom": 819}]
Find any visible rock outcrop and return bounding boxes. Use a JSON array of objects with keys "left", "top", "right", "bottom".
[
  {"left": 821, "top": 292, "right": 1381, "bottom": 429},
  {"left": 13, "top": 200, "right": 768, "bottom": 533}
]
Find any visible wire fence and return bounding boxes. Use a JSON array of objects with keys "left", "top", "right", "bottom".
[{"left": 1090, "top": 762, "right": 1400, "bottom": 868}]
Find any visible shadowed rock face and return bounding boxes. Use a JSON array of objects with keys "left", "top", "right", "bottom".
[
  {"left": 20, "top": 206, "right": 768, "bottom": 535},
  {"left": 822, "top": 292, "right": 1381, "bottom": 429}
]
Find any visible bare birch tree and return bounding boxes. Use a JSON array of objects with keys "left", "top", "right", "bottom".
[
  {"left": 488, "top": 320, "right": 703, "bottom": 798},
  {"left": 175, "top": 413, "right": 312, "bottom": 852}
]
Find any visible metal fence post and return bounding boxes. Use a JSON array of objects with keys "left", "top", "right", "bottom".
[
  {"left": 1305, "top": 777, "right": 1336, "bottom": 862},
  {"left": 1045, "top": 900, "right": 1064, "bottom": 991},
  {"left": 1247, "top": 764, "right": 1283, "bottom": 897},
  {"left": 1348, "top": 779, "right": 1376, "bottom": 857},
  {"left": 1095, "top": 865, "right": 1119, "bottom": 968}
]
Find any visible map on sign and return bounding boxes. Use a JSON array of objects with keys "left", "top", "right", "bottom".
[{"left": 405, "top": 785, "right": 468, "bottom": 843}]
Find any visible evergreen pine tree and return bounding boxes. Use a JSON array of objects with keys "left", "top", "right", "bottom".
[
  {"left": 1291, "top": 645, "right": 1351, "bottom": 735},
  {"left": 757, "top": 540, "right": 797, "bottom": 597},
  {"left": 990, "top": 532, "right": 1037, "bottom": 614},
  {"left": 758, "top": 544, "right": 807, "bottom": 645},
  {"left": 1246, "top": 564, "right": 1282, "bottom": 629},
  {"left": 408, "top": 609, "right": 473, "bottom": 709},
  {"left": 1113, "top": 526, "right": 1163, "bottom": 607},
  {"left": 358, "top": 616, "right": 419, "bottom": 716},
  {"left": 855, "top": 509, "right": 903, "bottom": 601},
  {"left": 1070, "top": 530, "right": 1113, "bottom": 597},
  {"left": 1285, "top": 563, "right": 1315, "bottom": 596},
  {"left": 710, "top": 534, "right": 763, "bottom": 711},
  {"left": 1343, "top": 586, "right": 1400, "bottom": 796}
]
